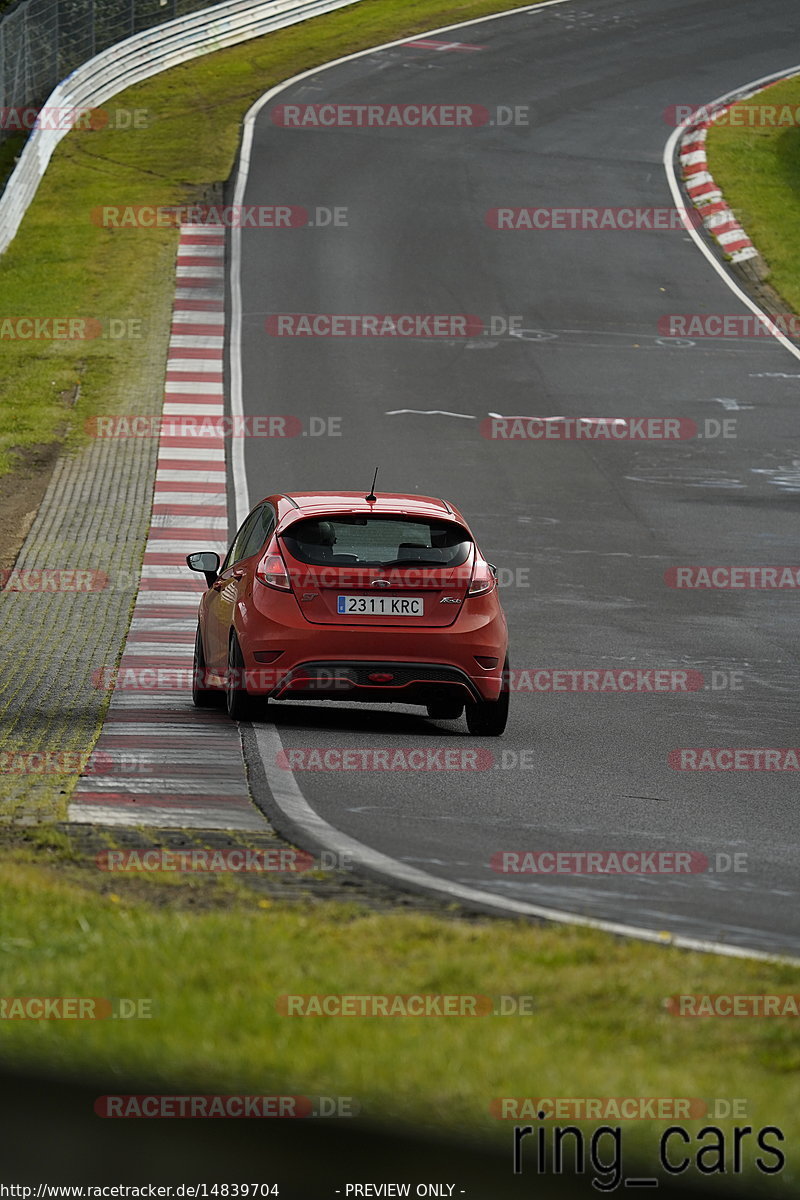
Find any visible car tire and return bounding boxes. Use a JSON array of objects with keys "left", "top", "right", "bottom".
[
  {"left": 465, "top": 656, "right": 509, "bottom": 736},
  {"left": 192, "top": 625, "right": 223, "bottom": 708},
  {"left": 426, "top": 700, "right": 465, "bottom": 721},
  {"left": 226, "top": 634, "right": 259, "bottom": 721}
]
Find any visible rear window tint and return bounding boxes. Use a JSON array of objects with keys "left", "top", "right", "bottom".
[{"left": 281, "top": 516, "right": 471, "bottom": 568}]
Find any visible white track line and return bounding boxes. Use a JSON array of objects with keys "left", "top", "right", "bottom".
[{"left": 254, "top": 727, "right": 797, "bottom": 964}]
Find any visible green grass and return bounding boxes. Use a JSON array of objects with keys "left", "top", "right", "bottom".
[
  {"left": 0, "top": 0, "right": 545, "bottom": 476},
  {"left": 1, "top": 844, "right": 799, "bottom": 1185},
  {"left": 706, "top": 78, "right": 800, "bottom": 312}
]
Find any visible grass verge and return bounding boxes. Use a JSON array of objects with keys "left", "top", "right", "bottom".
[
  {"left": 1, "top": 832, "right": 799, "bottom": 1185},
  {"left": 705, "top": 77, "right": 800, "bottom": 313}
]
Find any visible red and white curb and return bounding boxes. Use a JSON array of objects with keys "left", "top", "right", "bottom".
[
  {"left": 69, "top": 227, "right": 265, "bottom": 831},
  {"left": 678, "top": 82, "right": 789, "bottom": 265}
]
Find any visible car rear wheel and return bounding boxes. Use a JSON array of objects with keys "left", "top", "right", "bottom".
[
  {"left": 426, "top": 700, "right": 465, "bottom": 721},
  {"left": 465, "top": 657, "right": 509, "bottom": 736},
  {"left": 226, "top": 634, "right": 259, "bottom": 721},
  {"left": 192, "top": 625, "right": 222, "bottom": 708}
]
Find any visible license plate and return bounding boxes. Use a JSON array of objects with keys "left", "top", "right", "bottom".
[{"left": 337, "top": 595, "right": 424, "bottom": 616}]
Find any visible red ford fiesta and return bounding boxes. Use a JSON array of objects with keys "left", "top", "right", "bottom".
[{"left": 187, "top": 489, "right": 509, "bottom": 735}]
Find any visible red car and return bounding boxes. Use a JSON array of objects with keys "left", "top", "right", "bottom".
[{"left": 187, "top": 490, "right": 509, "bottom": 735}]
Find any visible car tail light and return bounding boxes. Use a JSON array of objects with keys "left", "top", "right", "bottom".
[
  {"left": 468, "top": 559, "right": 495, "bottom": 596},
  {"left": 256, "top": 552, "right": 291, "bottom": 591}
]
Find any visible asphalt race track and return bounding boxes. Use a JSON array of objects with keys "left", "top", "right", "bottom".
[{"left": 230, "top": 0, "right": 800, "bottom": 956}]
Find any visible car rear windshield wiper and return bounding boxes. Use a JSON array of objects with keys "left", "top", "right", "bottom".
[{"left": 380, "top": 558, "right": 450, "bottom": 568}]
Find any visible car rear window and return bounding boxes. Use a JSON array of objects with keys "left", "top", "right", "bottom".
[{"left": 281, "top": 516, "right": 472, "bottom": 568}]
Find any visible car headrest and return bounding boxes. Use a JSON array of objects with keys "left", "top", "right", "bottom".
[{"left": 299, "top": 520, "right": 336, "bottom": 546}]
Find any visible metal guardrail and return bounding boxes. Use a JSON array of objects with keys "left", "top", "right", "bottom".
[
  {"left": 0, "top": 0, "right": 363, "bottom": 254},
  {"left": 0, "top": 0, "right": 233, "bottom": 118}
]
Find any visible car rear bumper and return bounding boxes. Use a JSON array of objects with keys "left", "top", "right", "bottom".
[
  {"left": 237, "top": 611, "right": 507, "bottom": 703},
  {"left": 264, "top": 660, "right": 486, "bottom": 704}
]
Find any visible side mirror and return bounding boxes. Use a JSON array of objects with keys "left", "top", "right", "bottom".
[{"left": 186, "top": 551, "right": 220, "bottom": 588}]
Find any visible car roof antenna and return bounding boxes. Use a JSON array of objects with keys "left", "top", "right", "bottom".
[{"left": 365, "top": 467, "right": 379, "bottom": 503}]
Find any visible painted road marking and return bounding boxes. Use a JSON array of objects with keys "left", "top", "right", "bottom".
[
  {"left": 70, "top": 226, "right": 264, "bottom": 832},
  {"left": 407, "top": 39, "right": 485, "bottom": 51}
]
